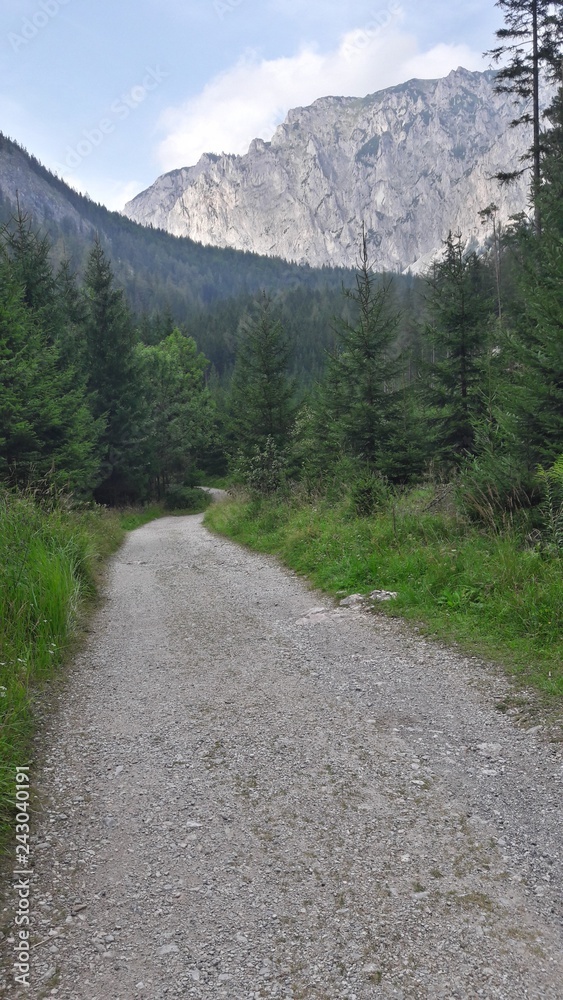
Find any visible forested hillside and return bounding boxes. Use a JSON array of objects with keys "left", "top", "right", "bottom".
[{"left": 0, "top": 132, "right": 352, "bottom": 321}]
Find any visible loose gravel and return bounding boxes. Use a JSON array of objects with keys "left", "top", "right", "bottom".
[{"left": 1, "top": 510, "right": 562, "bottom": 999}]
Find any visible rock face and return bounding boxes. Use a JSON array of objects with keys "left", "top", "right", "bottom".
[{"left": 124, "top": 68, "right": 532, "bottom": 271}]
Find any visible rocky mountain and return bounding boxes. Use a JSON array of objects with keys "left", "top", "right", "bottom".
[{"left": 123, "top": 68, "right": 532, "bottom": 272}]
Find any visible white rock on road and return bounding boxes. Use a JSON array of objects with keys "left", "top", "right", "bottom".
[{"left": 1, "top": 512, "right": 562, "bottom": 998}]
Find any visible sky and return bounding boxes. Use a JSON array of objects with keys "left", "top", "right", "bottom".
[{"left": 2, "top": 0, "right": 504, "bottom": 210}]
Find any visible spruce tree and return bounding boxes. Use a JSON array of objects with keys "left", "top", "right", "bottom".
[
  {"left": 83, "top": 238, "right": 145, "bottom": 503},
  {"left": 321, "top": 229, "right": 402, "bottom": 478},
  {"left": 229, "top": 293, "right": 295, "bottom": 455},
  {"left": 138, "top": 330, "right": 218, "bottom": 497},
  {"left": 0, "top": 261, "right": 99, "bottom": 492},
  {"left": 1, "top": 207, "right": 56, "bottom": 319},
  {"left": 487, "top": 0, "right": 563, "bottom": 232},
  {"left": 421, "top": 232, "right": 491, "bottom": 468},
  {"left": 512, "top": 86, "right": 563, "bottom": 468}
]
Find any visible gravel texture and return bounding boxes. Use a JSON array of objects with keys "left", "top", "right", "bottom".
[{"left": 1, "top": 509, "right": 563, "bottom": 998}]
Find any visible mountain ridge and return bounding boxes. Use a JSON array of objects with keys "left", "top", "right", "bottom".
[{"left": 124, "top": 67, "right": 532, "bottom": 271}]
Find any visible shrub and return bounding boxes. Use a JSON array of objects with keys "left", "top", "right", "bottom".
[
  {"left": 457, "top": 450, "right": 530, "bottom": 533},
  {"left": 536, "top": 456, "right": 563, "bottom": 553},
  {"left": 348, "top": 467, "right": 391, "bottom": 517},
  {"left": 234, "top": 437, "right": 287, "bottom": 496},
  {"left": 163, "top": 485, "right": 211, "bottom": 512}
]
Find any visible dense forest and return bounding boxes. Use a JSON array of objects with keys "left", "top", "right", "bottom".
[
  {"left": 1, "top": 0, "right": 563, "bottom": 834},
  {"left": 0, "top": 0, "right": 562, "bottom": 519}
]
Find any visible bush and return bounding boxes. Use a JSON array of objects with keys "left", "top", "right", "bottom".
[
  {"left": 457, "top": 450, "right": 530, "bottom": 532},
  {"left": 348, "top": 467, "right": 391, "bottom": 517},
  {"left": 234, "top": 437, "right": 287, "bottom": 496},
  {"left": 536, "top": 456, "right": 563, "bottom": 553},
  {"left": 163, "top": 485, "right": 211, "bottom": 512}
]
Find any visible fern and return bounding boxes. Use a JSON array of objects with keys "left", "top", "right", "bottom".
[{"left": 536, "top": 456, "right": 563, "bottom": 552}]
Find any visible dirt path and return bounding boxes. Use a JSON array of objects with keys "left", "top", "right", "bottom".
[{"left": 1, "top": 512, "right": 562, "bottom": 999}]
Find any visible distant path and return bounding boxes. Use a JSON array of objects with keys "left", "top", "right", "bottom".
[{"left": 2, "top": 513, "right": 562, "bottom": 998}]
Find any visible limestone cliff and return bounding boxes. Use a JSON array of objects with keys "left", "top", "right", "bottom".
[{"left": 123, "top": 68, "right": 532, "bottom": 271}]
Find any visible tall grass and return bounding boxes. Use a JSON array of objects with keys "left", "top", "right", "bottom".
[
  {"left": 205, "top": 489, "right": 563, "bottom": 700},
  {"left": 0, "top": 490, "right": 123, "bottom": 848}
]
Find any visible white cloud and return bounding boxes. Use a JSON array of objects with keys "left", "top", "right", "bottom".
[
  {"left": 156, "top": 12, "right": 486, "bottom": 171},
  {"left": 103, "top": 179, "right": 145, "bottom": 212},
  {"left": 55, "top": 171, "right": 143, "bottom": 211},
  {"left": 400, "top": 42, "right": 484, "bottom": 80}
]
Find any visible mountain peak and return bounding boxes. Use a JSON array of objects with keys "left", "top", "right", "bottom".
[{"left": 123, "top": 69, "right": 530, "bottom": 271}]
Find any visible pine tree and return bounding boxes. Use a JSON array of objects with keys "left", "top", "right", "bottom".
[
  {"left": 421, "top": 232, "right": 491, "bottom": 468},
  {"left": 138, "top": 330, "right": 219, "bottom": 497},
  {"left": 229, "top": 293, "right": 295, "bottom": 455},
  {"left": 83, "top": 238, "right": 145, "bottom": 503},
  {"left": 0, "top": 261, "right": 99, "bottom": 492},
  {"left": 1, "top": 206, "right": 56, "bottom": 317},
  {"left": 487, "top": 0, "right": 563, "bottom": 233},
  {"left": 512, "top": 86, "right": 563, "bottom": 468},
  {"left": 321, "top": 229, "right": 402, "bottom": 477}
]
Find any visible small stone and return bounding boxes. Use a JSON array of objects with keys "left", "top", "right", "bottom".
[
  {"left": 158, "top": 943, "right": 179, "bottom": 956},
  {"left": 369, "top": 590, "right": 398, "bottom": 602},
  {"left": 339, "top": 594, "right": 364, "bottom": 607}
]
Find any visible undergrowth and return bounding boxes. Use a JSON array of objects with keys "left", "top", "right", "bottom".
[
  {"left": 119, "top": 489, "right": 212, "bottom": 530},
  {"left": 0, "top": 489, "right": 123, "bottom": 852},
  {"left": 205, "top": 488, "right": 563, "bottom": 700}
]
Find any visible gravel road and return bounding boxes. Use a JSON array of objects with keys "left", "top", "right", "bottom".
[{"left": 1, "top": 510, "right": 563, "bottom": 999}]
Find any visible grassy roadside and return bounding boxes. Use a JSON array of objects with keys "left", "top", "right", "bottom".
[
  {"left": 119, "top": 487, "right": 213, "bottom": 530},
  {"left": 205, "top": 491, "right": 563, "bottom": 702},
  {"left": 0, "top": 491, "right": 123, "bottom": 853},
  {"left": 0, "top": 487, "right": 214, "bottom": 862}
]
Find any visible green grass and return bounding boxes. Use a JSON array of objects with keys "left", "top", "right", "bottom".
[
  {"left": 205, "top": 490, "right": 563, "bottom": 700},
  {"left": 0, "top": 486, "right": 216, "bottom": 857},
  {"left": 119, "top": 505, "right": 164, "bottom": 531},
  {"left": 119, "top": 489, "right": 214, "bottom": 531},
  {"left": 0, "top": 490, "right": 123, "bottom": 852}
]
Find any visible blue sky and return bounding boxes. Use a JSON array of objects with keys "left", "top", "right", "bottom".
[{"left": 2, "top": 0, "right": 503, "bottom": 209}]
